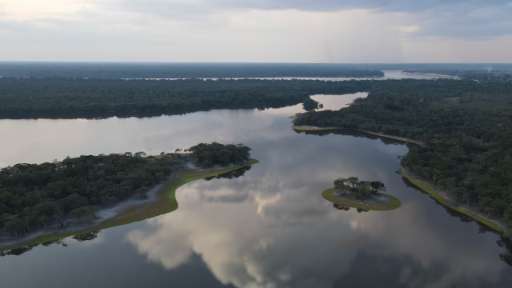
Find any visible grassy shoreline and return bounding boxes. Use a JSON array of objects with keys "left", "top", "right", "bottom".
[
  {"left": 293, "top": 125, "right": 339, "bottom": 132},
  {"left": 400, "top": 167, "right": 508, "bottom": 236},
  {"left": 322, "top": 188, "right": 401, "bottom": 211},
  {"left": 293, "top": 125, "right": 425, "bottom": 147},
  {"left": 0, "top": 160, "right": 258, "bottom": 253}
]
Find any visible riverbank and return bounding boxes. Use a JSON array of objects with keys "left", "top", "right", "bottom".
[
  {"left": 293, "top": 125, "right": 426, "bottom": 147},
  {"left": 0, "top": 160, "right": 258, "bottom": 253},
  {"left": 400, "top": 167, "right": 508, "bottom": 236},
  {"left": 293, "top": 125, "right": 339, "bottom": 132},
  {"left": 322, "top": 188, "right": 401, "bottom": 211},
  {"left": 359, "top": 130, "right": 426, "bottom": 147}
]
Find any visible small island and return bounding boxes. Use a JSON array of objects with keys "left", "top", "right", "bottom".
[
  {"left": 322, "top": 177, "right": 401, "bottom": 212},
  {"left": 0, "top": 143, "right": 256, "bottom": 253}
]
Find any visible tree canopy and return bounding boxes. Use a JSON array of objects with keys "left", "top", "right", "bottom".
[{"left": 0, "top": 143, "right": 252, "bottom": 238}]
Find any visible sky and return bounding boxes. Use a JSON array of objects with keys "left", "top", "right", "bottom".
[{"left": 0, "top": 0, "right": 512, "bottom": 62}]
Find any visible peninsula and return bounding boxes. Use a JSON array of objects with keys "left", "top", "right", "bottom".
[{"left": 0, "top": 143, "right": 256, "bottom": 252}]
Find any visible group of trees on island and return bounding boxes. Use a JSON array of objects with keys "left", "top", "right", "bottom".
[
  {"left": 189, "top": 143, "right": 251, "bottom": 168},
  {"left": 0, "top": 143, "right": 252, "bottom": 238},
  {"left": 295, "top": 78, "right": 512, "bottom": 227},
  {"left": 334, "top": 177, "right": 386, "bottom": 200}
]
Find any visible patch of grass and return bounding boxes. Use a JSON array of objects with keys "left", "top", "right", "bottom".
[
  {"left": 0, "top": 160, "right": 258, "bottom": 253},
  {"left": 401, "top": 167, "right": 507, "bottom": 235},
  {"left": 322, "top": 188, "right": 401, "bottom": 211},
  {"left": 293, "top": 125, "right": 339, "bottom": 132}
]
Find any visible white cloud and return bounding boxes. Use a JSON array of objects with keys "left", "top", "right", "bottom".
[
  {"left": 0, "top": 0, "right": 510, "bottom": 62},
  {"left": 0, "top": 0, "right": 94, "bottom": 20}
]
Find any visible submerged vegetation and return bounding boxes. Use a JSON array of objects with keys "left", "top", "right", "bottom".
[
  {"left": 0, "top": 143, "right": 253, "bottom": 242},
  {"left": 295, "top": 79, "right": 512, "bottom": 231},
  {"left": 323, "top": 177, "right": 401, "bottom": 212}
]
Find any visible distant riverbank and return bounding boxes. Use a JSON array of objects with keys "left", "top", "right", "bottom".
[{"left": 0, "top": 160, "right": 257, "bottom": 253}]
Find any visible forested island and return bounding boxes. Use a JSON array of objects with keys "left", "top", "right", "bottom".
[
  {"left": 295, "top": 79, "right": 512, "bottom": 234},
  {"left": 0, "top": 143, "right": 254, "bottom": 249},
  {"left": 322, "top": 177, "right": 401, "bottom": 211}
]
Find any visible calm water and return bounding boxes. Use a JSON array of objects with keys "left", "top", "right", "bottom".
[{"left": 0, "top": 95, "right": 510, "bottom": 288}]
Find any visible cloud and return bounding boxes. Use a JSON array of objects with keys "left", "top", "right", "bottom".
[
  {"left": 111, "top": 0, "right": 512, "bottom": 37},
  {"left": 0, "top": 0, "right": 511, "bottom": 61}
]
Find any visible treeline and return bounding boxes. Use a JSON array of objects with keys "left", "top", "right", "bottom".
[
  {"left": 0, "top": 78, "right": 372, "bottom": 119},
  {"left": 0, "top": 143, "right": 252, "bottom": 238},
  {"left": 295, "top": 79, "right": 512, "bottom": 227},
  {"left": 0, "top": 63, "right": 384, "bottom": 79},
  {"left": 189, "top": 143, "right": 251, "bottom": 168},
  {"left": 0, "top": 153, "right": 183, "bottom": 237}
]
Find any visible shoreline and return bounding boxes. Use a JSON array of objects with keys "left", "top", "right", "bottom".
[
  {"left": 0, "top": 160, "right": 258, "bottom": 252},
  {"left": 293, "top": 125, "right": 426, "bottom": 147},
  {"left": 358, "top": 130, "right": 426, "bottom": 147},
  {"left": 400, "top": 167, "right": 508, "bottom": 236}
]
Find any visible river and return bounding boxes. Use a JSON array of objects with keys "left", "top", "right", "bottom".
[{"left": 0, "top": 93, "right": 510, "bottom": 288}]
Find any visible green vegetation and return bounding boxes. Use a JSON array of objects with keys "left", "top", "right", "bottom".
[
  {"left": 0, "top": 63, "right": 384, "bottom": 79},
  {"left": 322, "top": 177, "right": 401, "bottom": 211},
  {"left": 322, "top": 189, "right": 401, "bottom": 212},
  {"left": 0, "top": 153, "right": 182, "bottom": 238},
  {"left": 334, "top": 177, "right": 386, "bottom": 200},
  {"left": 295, "top": 79, "right": 512, "bottom": 231},
  {"left": 0, "top": 143, "right": 253, "bottom": 241},
  {"left": 293, "top": 125, "right": 339, "bottom": 133},
  {"left": 0, "top": 78, "right": 375, "bottom": 119},
  {"left": 189, "top": 142, "right": 251, "bottom": 168},
  {"left": 0, "top": 160, "right": 257, "bottom": 254},
  {"left": 401, "top": 168, "right": 507, "bottom": 235},
  {"left": 302, "top": 97, "right": 321, "bottom": 111}
]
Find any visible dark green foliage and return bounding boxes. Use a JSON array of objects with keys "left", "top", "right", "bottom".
[
  {"left": 295, "top": 79, "right": 512, "bottom": 226},
  {"left": 0, "top": 143, "right": 253, "bottom": 238},
  {"left": 302, "top": 97, "right": 320, "bottom": 111},
  {"left": 189, "top": 143, "right": 251, "bottom": 168},
  {"left": 0, "top": 63, "right": 383, "bottom": 79},
  {"left": 334, "top": 177, "right": 385, "bottom": 200},
  {"left": 73, "top": 231, "right": 99, "bottom": 242},
  {"left": 0, "top": 153, "right": 185, "bottom": 237},
  {"left": 0, "top": 79, "right": 372, "bottom": 119}
]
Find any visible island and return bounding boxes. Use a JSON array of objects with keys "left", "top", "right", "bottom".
[
  {"left": 0, "top": 143, "right": 257, "bottom": 253},
  {"left": 322, "top": 177, "right": 401, "bottom": 212}
]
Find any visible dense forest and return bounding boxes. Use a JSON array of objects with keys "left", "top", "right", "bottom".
[
  {"left": 0, "top": 63, "right": 383, "bottom": 79},
  {"left": 0, "top": 78, "right": 372, "bottom": 119},
  {"left": 295, "top": 79, "right": 512, "bottom": 227},
  {"left": 189, "top": 143, "right": 251, "bottom": 168},
  {"left": 0, "top": 143, "right": 252, "bottom": 238}
]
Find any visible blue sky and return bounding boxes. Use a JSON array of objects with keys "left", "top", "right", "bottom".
[{"left": 1, "top": 0, "right": 511, "bottom": 62}]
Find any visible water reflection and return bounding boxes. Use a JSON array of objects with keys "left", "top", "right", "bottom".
[
  {"left": 0, "top": 94, "right": 510, "bottom": 287},
  {"left": 124, "top": 131, "right": 511, "bottom": 287},
  {"left": 311, "top": 92, "right": 368, "bottom": 111}
]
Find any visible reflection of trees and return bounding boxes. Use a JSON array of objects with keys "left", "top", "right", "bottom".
[{"left": 498, "top": 237, "right": 512, "bottom": 266}]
